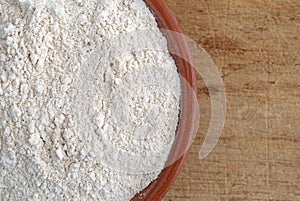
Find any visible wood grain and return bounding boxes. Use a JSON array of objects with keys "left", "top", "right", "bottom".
[{"left": 163, "top": 0, "right": 300, "bottom": 200}]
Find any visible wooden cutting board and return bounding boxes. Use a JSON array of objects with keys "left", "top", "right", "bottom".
[{"left": 164, "top": 0, "right": 300, "bottom": 200}]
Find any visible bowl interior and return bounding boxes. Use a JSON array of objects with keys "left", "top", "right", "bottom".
[{"left": 131, "top": 1, "right": 197, "bottom": 200}]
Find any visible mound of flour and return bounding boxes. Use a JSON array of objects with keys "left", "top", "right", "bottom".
[{"left": 0, "top": 0, "right": 181, "bottom": 200}]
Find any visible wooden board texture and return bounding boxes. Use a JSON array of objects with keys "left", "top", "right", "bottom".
[{"left": 163, "top": 0, "right": 300, "bottom": 200}]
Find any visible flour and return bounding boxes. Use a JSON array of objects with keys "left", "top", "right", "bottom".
[{"left": 0, "top": 0, "right": 181, "bottom": 200}]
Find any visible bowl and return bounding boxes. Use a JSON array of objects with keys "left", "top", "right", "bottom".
[{"left": 131, "top": 1, "right": 198, "bottom": 200}]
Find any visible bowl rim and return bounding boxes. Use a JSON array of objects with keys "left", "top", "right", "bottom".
[{"left": 131, "top": 1, "right": 198, "bottom": 200}]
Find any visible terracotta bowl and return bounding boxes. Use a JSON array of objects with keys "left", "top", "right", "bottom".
[{"left": 131, "top": 1, "right": 197, "bottom": 200}]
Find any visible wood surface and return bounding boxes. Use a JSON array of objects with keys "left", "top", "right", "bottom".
[{"left": 163, "top": 0, "right": 300, "bottom": 200}]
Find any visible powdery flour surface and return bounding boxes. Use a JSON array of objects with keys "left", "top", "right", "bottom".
[{"left": 0, "top": 0, "right": 181, "bottom": 200}]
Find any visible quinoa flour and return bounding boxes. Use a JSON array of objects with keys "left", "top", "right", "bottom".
[{"left": 0, "top": 0, "right": 181, "bottom": 200}]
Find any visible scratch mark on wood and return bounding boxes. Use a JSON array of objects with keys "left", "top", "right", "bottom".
[{"left": 204, "top": 1, "right": 216, "bottom": 49}]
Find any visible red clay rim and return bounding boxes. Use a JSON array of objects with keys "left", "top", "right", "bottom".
[{"left": 131, "top": 1, "right": 197, "bottom": 200}]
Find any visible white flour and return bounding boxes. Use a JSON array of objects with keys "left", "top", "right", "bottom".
[{"left": 0, "top": 0, "right": 181, "bottom": 200}]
